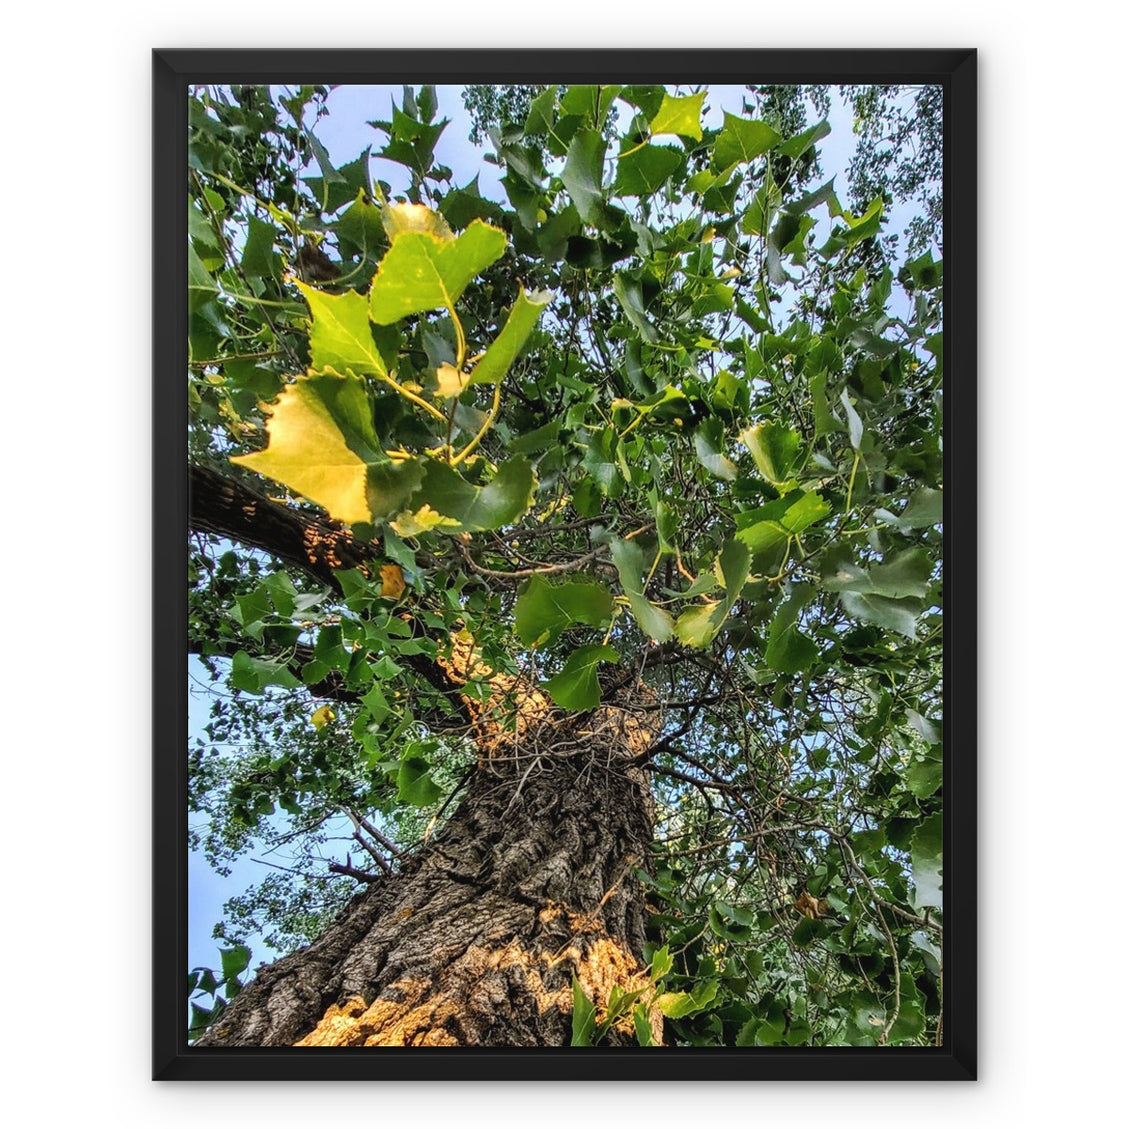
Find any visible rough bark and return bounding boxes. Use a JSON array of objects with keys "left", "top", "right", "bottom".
[
  {"left": 190, "top": 464, "right": 379, "bottom": 589},
  {"left": 197, "top": 681, "right": 662, "bottom": 1048}
]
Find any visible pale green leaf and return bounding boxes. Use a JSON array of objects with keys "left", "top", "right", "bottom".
[
  {"left": 571, "top": 978, "right": 597, "bottom": 1046},
  {"left": 648, "top": 91, "right": 706, "bottom": 141},
  {"left": 911, "top": 813, "right": 943, "bottom": 910},
  {"left": 369, "top": 219, "right": 507, "bottom": 323},
  {"left": 741, "top": 420, "right": 801, "bottom": 485},
  {"left": 296, "top": 282, "right": 388, "bottom": 377}
]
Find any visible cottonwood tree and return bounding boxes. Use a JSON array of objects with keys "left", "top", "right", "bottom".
[{"left": 186, "top": 82, "right": 944, "bottom": 1048}]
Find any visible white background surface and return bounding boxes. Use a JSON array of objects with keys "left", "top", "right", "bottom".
[{"left": 2, "top": 4, "right": 1122, "bottom": 1121}]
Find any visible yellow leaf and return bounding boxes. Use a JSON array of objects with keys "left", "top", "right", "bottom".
[
  {"left": 434, "top": 362, "right": 469, "bottom": 400},
  {"left": 382, "top": 202, "right": 454, "bottom": 242},
  {"left": 380, "top": 563, "right": 406, "bottom": 599},
  {"left": 311, "top": 705, "right": 335, "bottom": 730}
]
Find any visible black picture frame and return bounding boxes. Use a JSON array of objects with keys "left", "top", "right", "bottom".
[{"left": 155, "top": 47, "right": 976, "bottom": 1081}]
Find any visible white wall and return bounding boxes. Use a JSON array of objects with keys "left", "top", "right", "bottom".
[{"left": 4, "top": 3, "right": 1121, "bottom": 1123}]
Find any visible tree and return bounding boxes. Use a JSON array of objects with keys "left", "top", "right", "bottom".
[{"left": 186, "top": 82, "right": 944, "bottom": 1049}]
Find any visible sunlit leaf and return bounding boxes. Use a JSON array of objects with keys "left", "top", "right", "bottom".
[
  {"left": 310, "top": 704, "right": 335, "bottom": 730},
  {"left": 369, "top": 217, "right": 506, "bottom": 322},
  {"left": 296, "top": 282, "right": 388, "bottom": 377},
  {"left": 741, "top": 420, "right": 801, "bottom": 485},
  {"left": 648, "top": 91, "right": 706, "bottom": 141},
  {"left": 230, "top": 373, "right": 414, "bottom": 525}
]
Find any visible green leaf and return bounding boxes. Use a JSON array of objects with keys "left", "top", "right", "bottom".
[
  {"left": 911, "top": 813, "right": 943, "bottom": 909},
  {"left": 673, "top": 600, "right": 727, "bottom": 648},
  {"left": 765, "top": 621, "right": 819, "bottom": 675},
  {"left": 230, "top": 650, "right": 301, "bottom": 694},
  {"left": 655, "top": 980, "right": 719, "bottom": 1018},
  {"left": 187, "top": 242, "right": 216, "bottom": 313},
  {"left": 764, "top": 584, "right": 819, "bottom": 674},
  {"left": 810, "top": 370, "right": 840, "bottom": 437},
  {"left": 633, "top": 1005, "right": 656, "bottom": 1046},
  {"left": 741, "top": 421, "right": 801, "bottom": 486},
  {"left": 614, "top": 144, "right": 682, "bottom": 198},
  {"left": 560, "top": 84, "right": 622, "bottom": 128},
  {"left": 840, "top": 591, "right": 922, "bottom": 639},
  {"left": 780, "top": 491, "right": 830, "bottom": 533},
  {"left": 524, "top": 87, "right": 557, "bottom": 136},
  {"left": 741, "top": 181, "right": 783, "bottom": 237},
  {"left": 787, "top": 178, "right": 842, "bottom": 218},
  {"left": 613, "top": 274, "right": 658, "bottom": 344},
  {"left": 545, "top": 645, "right": 619, "bottom": 711},
  {"left": 397, "top": 754, "right": 443, "bottom": 806},
  {"left": 296, "top": 282, "right": 388, "bottom": 377},
  {"left": 823, "top": 548, "right": 933, "bottom": 599},
  {"left": 902, "top": 487, "right": 943, "bottom": 528},
  {"left": 777, "top": 119, "right": 831, "bottom": 160},
  {"left": 674, "top": 539, "right": 749, "bottom": 648},
  {"left": 241, "top": 217, "right": 277, "bottom": 278},
  {"left": 561, "top": 130, "right": 609, "bottom": 226},
  {"left": 220, "top": 944, "right": 251, "bottom": 981},
  {"left": 842, "top": 198, "right": 884, "bottom": 244},
  {"left": 906, "top": 752, "right": 943, "bottom": 799},
  {"left": 713, "top": 113, "right": 780, "bottom": 167},
  {"left": 792, "top": 914, "right": 819, "bottom": 947},
  {"left": 571, "top": 978, "right": 597, "bottom": 1046},
  {"left": 693, "top": 419, "right": 737, "bottom": 481},
  {"left": 509, "top": 418, "right": 561, "bottom": 454},
  {"left": 610, "top": 538, "right": 675, "bottom": 643},
  {"left": 514, "top": 575, "right": 616, "bottom": 647},
  {"left": 334, "top": 190, "right": 386, "bottom": 258},
  {"left": 734, "top": 510, "right": 791, "bottom": 573},
  {"left": 717, "top": 537, "right": 752, "bottom": 600},
  {"left": 648, "top": 91, "right": 706, "bottom": 140},
  {"left": 402, "top": 456, "right": 536, "bottom": 533},
  {"left": 467, "top": 288, "right": 552, "bottom": 387},
  {"left": 369, "top": 217, "right": 507, "bottom": 323},
  {"left": 901, "top": 251, "right": 943, "bottom": 291},
  {"left": 649, "top": 945, "right": 673, "bottom": 983}
]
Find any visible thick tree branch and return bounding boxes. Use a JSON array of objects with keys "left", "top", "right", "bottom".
[{"left": 190, "top": 463, "right": 379, "bottom": 589}]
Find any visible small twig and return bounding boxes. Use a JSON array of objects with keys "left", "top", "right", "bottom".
[{"left": 327, "top": 860, "right": 384, "bottom": 883}]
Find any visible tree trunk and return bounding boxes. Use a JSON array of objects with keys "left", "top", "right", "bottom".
[{"left": 196, "top": 683, "right": 662, "bottom": 1048}]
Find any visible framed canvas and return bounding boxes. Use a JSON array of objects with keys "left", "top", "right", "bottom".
[{"left": 155, "top": 48, "right": 976, "bottom": 1080}]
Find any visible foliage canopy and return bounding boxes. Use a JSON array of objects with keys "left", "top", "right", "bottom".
[{"left": 187, "top": 81, "right": 944, "bottom": 1048}]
